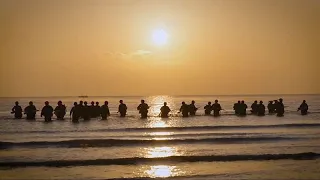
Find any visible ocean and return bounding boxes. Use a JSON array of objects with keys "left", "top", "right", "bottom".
[{"left": 0, "top": 95, "right": 320, "bottom": 179}]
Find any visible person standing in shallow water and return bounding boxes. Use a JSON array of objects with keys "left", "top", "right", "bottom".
[
  {"left": 70, "top": 102, "right": 80, "bottom": 123},
  {"left": 251, "top": 100, "right": 258, "bottom": 114},
  {"left": 137, "top": 100, "right": 149, "bottom": 118},
  {"left": 160, "top": 102, "right": 171, "bottom": 118},
  {"left": 189, "top": 100, "right": 198, "bottom": 116},
  {"left": 11, "top": 101, "right": 23, "bottom": 119},
  {"left": 212, "top": 100, "right": 222, "bottom": 117},
  {"left": 239, "top": 100, "right": 248, "bottom": 116},
  {"left": 54, "top": 101, "right": 66, "bottom": 120},
  {"left": 180, "top": 101, "right": 189, "bottom": 117},
  {"left": 204, "top": 102, "right": 212, "bottom": 115},
  {"left": 82, "top": 101, "right": 91, "bottom": 120},
  {"left": 233, "top": 101, "right": 241, "bottom": 115},
  {"left": 257, "top": 101, "right": 265, "bottom": 116},
  {"left": 24, "top": 101, "right": 37, "bottom": 120},
  {"left": 297, "top": 100, "right": 308, "bottom": 115},
  {"left": 41, "top": 101, "right": 54, "bottom": 122},
  {"left": 95, "top": 102, "right": 101, "bottom": 118},
  {"left": 267, "top": 101, "right": 275, "bottom": 114},
  {"left": 276, "top": 98, "right": 285, "bottom": 117},
  {"left": 90, "top": 101, "right": 96, "bottom": 118},
  {"left": 78, "top": 101, "right": 84, "bottom": 119},
  {"left": 100, "top": 101, "right": 110, "bottom": 120},
  {"left": 118, "top": 100, "right": 127, "bottom": 117}
]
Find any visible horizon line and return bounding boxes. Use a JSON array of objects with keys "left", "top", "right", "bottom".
[{"left": 1, "top": 93, "right": 319, "bottom": 98}]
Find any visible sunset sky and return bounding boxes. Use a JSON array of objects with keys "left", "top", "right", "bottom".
[{"left": 0, "top": 0, "right": 319, "bottom": 97}]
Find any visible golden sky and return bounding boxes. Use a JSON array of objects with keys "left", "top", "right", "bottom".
[{"left": 0, "top": 0, "right": 319, "bottom": 97}]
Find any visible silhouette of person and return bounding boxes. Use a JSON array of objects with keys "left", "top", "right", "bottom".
[
  {"left": 251, "top": 100, "right": 258, "bottom": 114},
  {"left": 180, "top": 101, "right": 189, "bottom": 117},
  {"left": 101, "top": 101, "right": 110, "bottom": 120},
  {"left": 90, "top": 101, "right": 96, "bottom": 118},
  {"left": 70, "top": 102, "right": 80, "bottom": 123},
  {"left": 24, "top": 101, "right": 37, "bottom": 120},
  {"left": 257, "top": 101, "right": 265, "bottom": 116},
  {"left": 82, "top": 101, "right": 91, "bottom": 120},
  {"left": 118, "top": 100, "right": 127, "bottom": 117},
  {"left": 79, "top": 101, "right": 84, "bottom": 118},
  {"left": 297, "top": 100, "right": 308, "bottom": 115},
  {"left": 212, "top": 100, "right": 222, "bottom": 117},
  {"left": 276, "top": 98, "right": 284, "bottom": 117},
  {"left": 95, "top": 102, "right": 101, "bottom": 118},
  {"left": 233, "top": 101, "right": 241, "bottom": 115},
  {"left": 239, "top": 100, "right": 248, "bottom": 116},
  {"left": 11, "top": 101, "right": 23, "bottom": 119},
  {"left": 54, "top": 101, "right": 66, "bottom": 120},
  {"left": 160, "top": 102, "right": 171, "bottom": 118},
  {"left": 137, "top": 100, "right": 149, "bottom": 118},
  {"left": 41, "top": 101, "right": 54, "bottom": 122},
  {"left": 204, "top": 102, "right": 212, "bottom": 115},
  {"left": 267, "top": 101, "right": 274, "bottom": 114},
  {"left": 189, "top": 100, "right": 198, "bottom": 116}
]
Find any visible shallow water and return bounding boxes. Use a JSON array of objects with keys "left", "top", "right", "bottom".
[{"left": 0, "top": 95, "right": 320, "bottom": 179}]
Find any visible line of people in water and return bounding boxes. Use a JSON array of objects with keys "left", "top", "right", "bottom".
[{"left": 11, "top": 98, "right": 309, "bottom": 122}]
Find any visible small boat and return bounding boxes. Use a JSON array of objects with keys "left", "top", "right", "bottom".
[{"left": 78, "top": 95, "right": 88, "bottom": 98}]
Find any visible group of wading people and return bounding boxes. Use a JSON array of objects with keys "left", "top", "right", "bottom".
[{"left": 11, "top": 98, "right": 309, "bottom": 122}]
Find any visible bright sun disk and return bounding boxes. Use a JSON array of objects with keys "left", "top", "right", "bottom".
[{"left": 152, "top": 29, "right": 168, "bottom": 46}]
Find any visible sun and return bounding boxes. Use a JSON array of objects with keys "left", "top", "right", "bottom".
[{"left": 152, "top": 29, "right": 168, "bottom": 46}]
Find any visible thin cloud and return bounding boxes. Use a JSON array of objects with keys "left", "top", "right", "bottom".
[{"left": 106, "top": 50, "right": 152, "bottom": 60}]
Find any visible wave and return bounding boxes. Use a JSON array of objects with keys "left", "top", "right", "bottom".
[
  {"left": 0, "top": 136, "right": 303, "bottom": 148},
  {"left": 0, "top": 152, "right": 318, "bottom": 167},
  {"left": 2, "top": 123, "right": 320, "bottom": 134}
]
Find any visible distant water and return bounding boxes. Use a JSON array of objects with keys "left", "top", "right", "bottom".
[{"left": 1, "top": 95, "right": 320, "bottom": 179}]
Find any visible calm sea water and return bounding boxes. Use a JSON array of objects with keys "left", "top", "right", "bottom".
[{"left": 1, "top": 95, "right": 320, "bottom": 179}]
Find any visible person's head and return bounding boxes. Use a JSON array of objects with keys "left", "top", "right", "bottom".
[
  {"left": 260, "top": 101, "right": 263, "bottom": 104},
  {"left": 164, "top": 102, "right": 167, "bottom": 106},
  {"left": 303, "top": 100, "right": 306, "bottom": 103},
  {"left": 274, "top": 100, "right": 278, "bottom": 103},
  {"left": 73, "top": 102, "right": 78, "bottom": 106},
  {"left": 238, "top": 101, "right": 240, "bottom": 103},
  {"left": 79, "top": 101, "right": 83, "bottom": 105},
  {"left": 96, "top": 102, "right": 99, "bottom": 105},
  {"left": 141, "top": 100, "right": 145, "bottom": 103},
  {"left": 254, "top": 100, "right": 258, "bottom": 103},
  {"left": 45, "top": 101, "right": 49, "bottom": 105},
  {"left": 15, "top": 101, "right": 19, "bottom": 105},
  {"left": 91, "top": 101, "right": 94, "bottom": 105},
  {"left": 29, "top": 101, "right": 33, "bottom": 105},
  {"left": 269, "top": 101, "right": 273, "bottom": 103},
  {"left": 191, "top": 100, "right": 195, "bottom": 104},
  {"left": 58, "top": 101, "right": 62, "bottom": 105},
  {"left": 241, "top": 100, "right": 244, "bottom": 104},
  {"left": 104, "top": 101, "right": 108, "bottom": 105},
  {"left": 208, "top": 101, "right": 211, "bottom": 105},
  {"left": 84, "top": 101, "right": 88, "bottom": 105},
  {"left": 182, "top": 101, "right": 185, "bottom": 105},
  {"left": 215, "top": 99, "right": 218, "bottom": 103},
  {"left": 279, "top": 98, "right": 283, "bottom": 103},
  {"left": 119, "top": 100, "right": 123, "bottom": 104}
]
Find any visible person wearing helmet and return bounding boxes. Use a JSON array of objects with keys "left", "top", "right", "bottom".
[
  {"left": 11, "top": 101, "right": 23, "bottom": 119},
  {"left": 24, "top": 101, "right": 37, "bottom": 120},
  {"left": 41, "top": 101, "right": 54, "bottom": 122}
]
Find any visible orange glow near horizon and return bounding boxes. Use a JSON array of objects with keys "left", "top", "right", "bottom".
[{"left": 0, "top": 0, "right": 319, "bottom": 97}]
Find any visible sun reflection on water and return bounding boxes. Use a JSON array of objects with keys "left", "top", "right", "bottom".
[
  {"left": 144, "top": 146, "right": 179, "bottom": 158},
  {"left": 146, "top": 165, "right": 177, "bottom": 178},
  {"left": 146, "top": 95, "right": 175, "bottom": 116}
]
